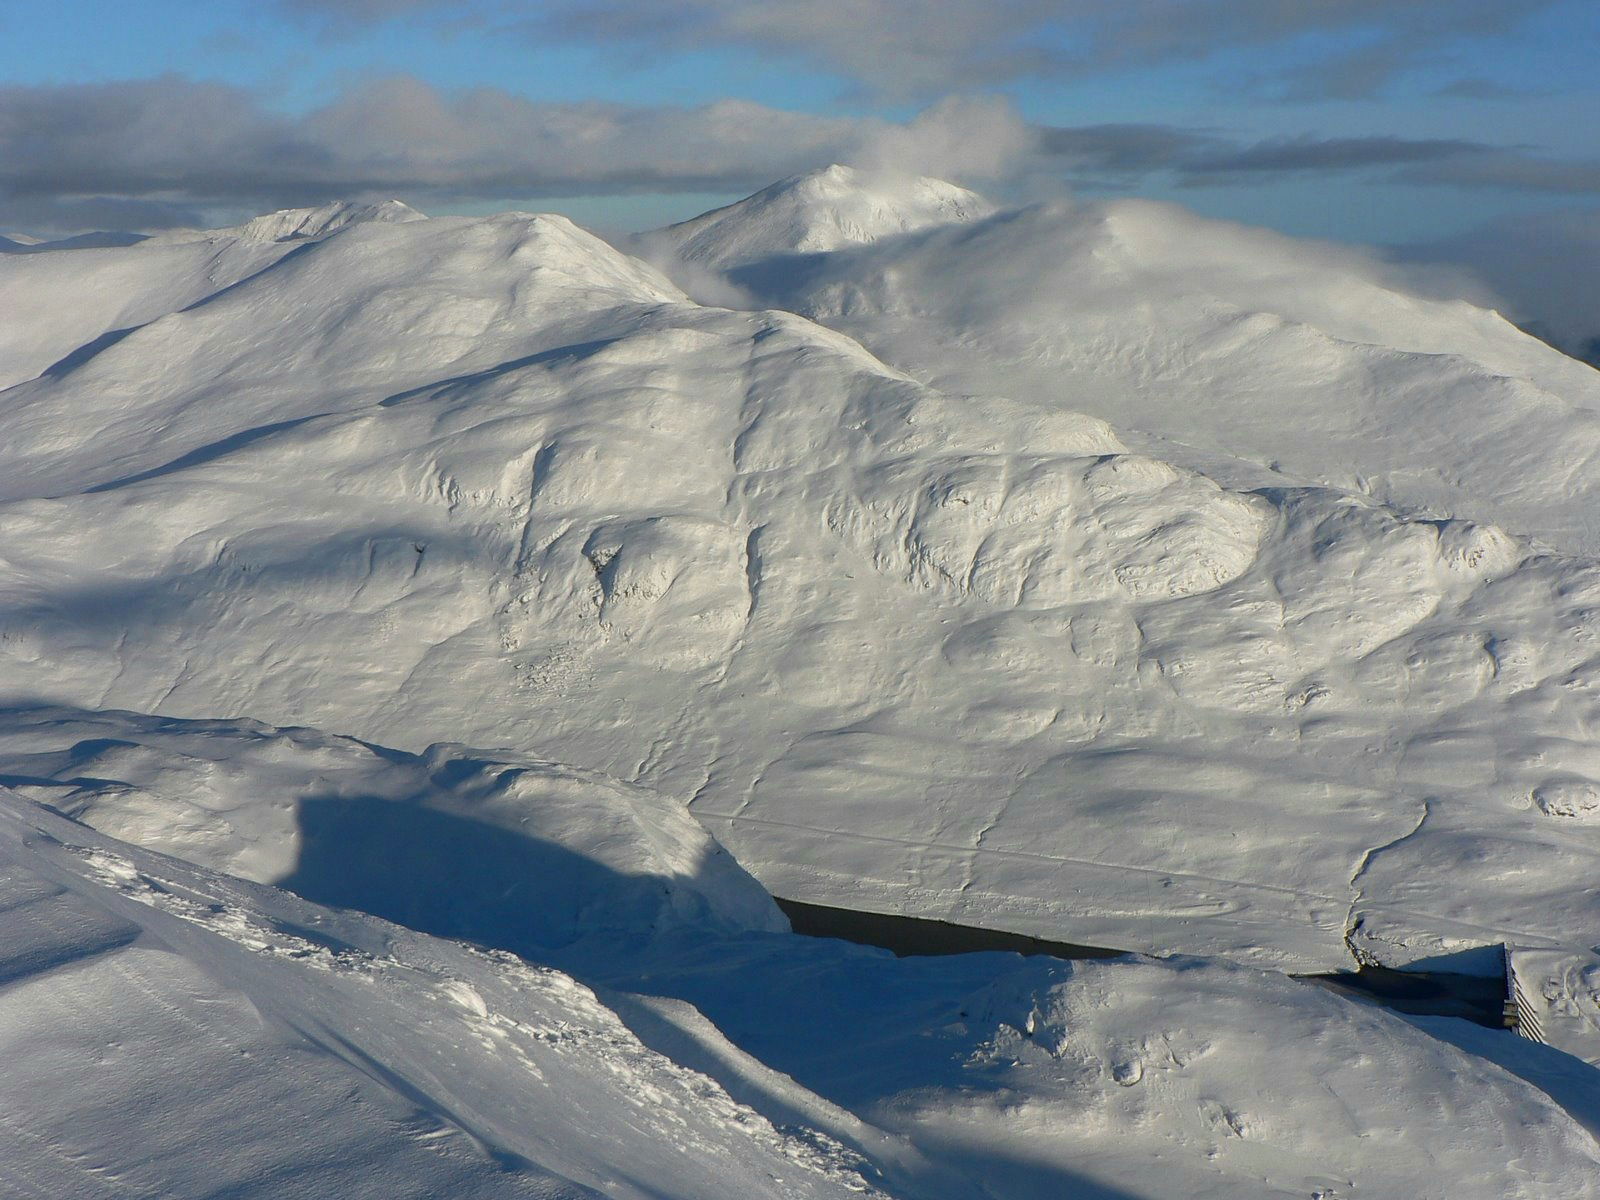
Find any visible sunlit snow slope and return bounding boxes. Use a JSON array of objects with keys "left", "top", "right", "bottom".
[
  {"left": 0, "top": 201, "right": 424, "bottom": 391},
  {"left": 2, "top": 191, "right": 1600, "bottom": 978},
  {"left": 719, "top": 188, "right": 1600, "bottom": 557},
  {"left": 0, "top": 788, "right": 883, "bottom": 1200},
  {"left": 4, "top": 752, "right": 1597, "bottom": 1200}
]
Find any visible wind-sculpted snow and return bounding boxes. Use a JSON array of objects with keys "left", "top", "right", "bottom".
[{"left": 4, "top": 194, "right": 1600, "bottom": 980}]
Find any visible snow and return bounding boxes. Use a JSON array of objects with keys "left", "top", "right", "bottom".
[
  {"left": 0, "top": 235, "right": 290, "bottom": 390},
  {"left": 0, "top": 200, "right": 422, "bottom": 392},
  {"left": 5, "top": 776, "right": 1598, "bottom": 1198},
  {"left": 225, "top": 199, "right": 428, "bottom": 244},
  {"left": 0, "top": 706, "right": 783, "bottom": 949},
  {"left": 645, "top": 164, "right": 992, "bottom": 270},
  {"left": 0, "top": 231, "right": 148, "bottom": 253},
  {"left": 3, "top": 175, "right": 1600, "bottom": 1194},
  {"left": 4, "top": 192, "right": 1600, "bottom": 974},
  {"left": 740, "top": 195, "right": 1600, "bottom": 556},
  {"left": 1508, "top": 945, "right": 1600, "bottom": 1068},
  {"left": 0, "top": 789, "right": 879, "bottom": 1200}
]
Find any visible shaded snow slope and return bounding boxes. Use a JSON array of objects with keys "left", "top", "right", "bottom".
[
  {"left": 0, "top": 706, "right": 782, "bottom": 949},
  {"left": 6, "top": 203, "right": 1600, "bottom": 972},
  {"left": 0, "top": 231, "right": 148, "bottom": 254},
  {"left": 650, "top": 164, "right": 990, "bottom": 270},
  {"left": 591, "top": 932, "right": 1600, "bottom": 1200},
  {"left": 726, "top": 196, "right": 1600, "bottom": 557},
  {"left": 0, "top": 790, "right": 883, "bottom": 1200},
  {"left": 4, "top": 778, "right": 1597, "bottom": 1199}
]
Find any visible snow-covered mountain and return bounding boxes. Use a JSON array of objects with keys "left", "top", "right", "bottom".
[
  {"left": 4, "top": 178, "right": 1600, "bottom": 1194},
  {"left": 723, "top": 193, "right": 1600, "bottom": 556},
  {"left": 4, "top": 192, "right": 1600, "bottom": 974},
  {"left": 0, "top": 705, "right": 782, "bottom": 950},
  {"left": 648, "top": 164, "right": 991, "bottom": 269},
  {"left": 0, "top": 200, "right": 423, "bottom": 391},
  {"left": 0, "top": 230, "right": 148, "bottom": 253},
  {"left": 6, "top": 762, "right": 1597, "bottom": 1199},
  {"left": 0, "top": 788, "right": 885, "bottom": 1200},
  {"left": 224, "top": 198, "right": 427, "bottom": 243}
]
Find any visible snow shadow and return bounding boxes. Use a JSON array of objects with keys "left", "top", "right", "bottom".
[
  {"left": 572, "top": 931, "right": 1147, "bottom": 1200},
  {"left": 280, "top": 795, "right": 676, "bottom": 956},
  {"left": 84, "top": 413, "right": 331, "bottom": 493},
  {"left": 1406, "top": 1014, "right": 1600, "bottom": 1140},
  {"left": 376, "top": 335, "right": 625, "bottom": 407},
  {"left": 276, "top": 795, "right": 1144, "bottom": 1199},
  {"left": 40, "top": 325, "right": 141, "bottom": 377}
]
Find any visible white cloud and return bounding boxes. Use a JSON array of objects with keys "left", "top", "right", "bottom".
[{"left": 854, "top": 95, "right": 1034, "bottom": 180}]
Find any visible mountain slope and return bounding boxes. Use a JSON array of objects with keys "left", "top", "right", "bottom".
[
  {"left": 5, "top": 750, "right": 1598, "bottom": 1199},
  {"left": 0, "top": 231, "right": 148, "bottom": 253},
  {"left": 223, "top": 199, "right": 426, "bottom": 243},
  {"left": 726, "top": 195, "right": 1600, "bottom": 557},
  {"left": 0, "top": 201, "right": 427, "bottom": 392},
  {"left": 0, "top": 788, "right": 886, "bottom": 1200},
  {"left": 4, "top": 198, "right": 1600, "bottom": 976},
  {"left": 7, "top": 186, "right": 1600, "bottom": 1193},
  {"left": 0, "top": 705, "right": 783, "bottom": 950}
]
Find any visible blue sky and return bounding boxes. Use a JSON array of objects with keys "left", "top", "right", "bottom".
[{"left": 2, "top": 0, "right": 1598, "bottom": 245}]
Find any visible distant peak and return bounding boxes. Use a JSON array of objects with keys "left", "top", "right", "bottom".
[
  {"left": 658, "top": 165, "right": 991, "bottom": 269},
  {"left": 0, "top": 230, "right": 149, "bottom": 254},
  {"left": 799, "top": 163, "right": 858, "bottom": 187},
  {"left": 232, "top": 199, "right": 428, "bottom": 244}
]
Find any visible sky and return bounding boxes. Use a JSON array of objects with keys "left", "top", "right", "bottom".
[{"left": 2, "top": 1, "right": 1598, "bottom": 350}]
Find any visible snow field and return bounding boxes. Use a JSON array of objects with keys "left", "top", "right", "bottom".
[{"left": 4, "top": 175, "right": 1600, "bottom": 1193}]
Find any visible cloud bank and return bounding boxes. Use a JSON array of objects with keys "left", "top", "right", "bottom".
[
  {"left": 4, "top": 76, "right": 1596, "bottom": 237},
  {"left": 285, "top": 0, "right": 1565, "bottom": 99},
  {"left": 0, "top": 78, "right": 1035, "bottom": 233}
]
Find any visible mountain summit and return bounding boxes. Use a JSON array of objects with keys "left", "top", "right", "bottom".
[
  {"left": 225, "top": 199, "right": 428, "bottom": 243},
  {"left": 654, "top": 163, "right": 990, "bottom": 269}
]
